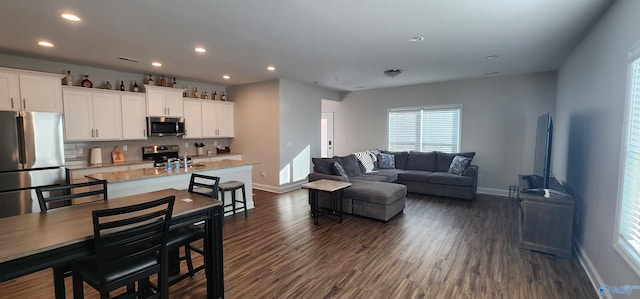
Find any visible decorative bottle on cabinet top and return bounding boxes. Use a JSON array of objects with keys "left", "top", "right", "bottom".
[
  {"left": 213, "top": 90, "right": 218, "bottom": 101},
  {"left": 221, "top": 91, "right": 226, "bottom": 101},
  {"left": 65, "top": 70, "right": 73, "bottom": 86},
  {"left": 172, "top": 77, "right": 177, "bottom": 88},
  {"left": 147, "top": 74, "right": 153, "bottom": 85},
  {"left": 133, "top": 81, "right": 139, "bottom": 92},
  {"left": 160, "top": 75, "right": 167, "bottom": 87},
  {"left": 193, "top": 87, "right": 199, "bottom": 99}
]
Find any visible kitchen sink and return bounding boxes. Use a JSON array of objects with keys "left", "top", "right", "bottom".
[{"left": 189, "top": 163, "right": 207, "bottom": 168}]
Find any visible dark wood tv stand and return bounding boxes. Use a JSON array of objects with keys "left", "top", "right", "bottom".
[{"left": 517, "top": 175, "right": 574, "bottom": 258}]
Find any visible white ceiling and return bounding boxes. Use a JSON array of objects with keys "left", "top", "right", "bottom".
[{"left": 0, "top": 0, "right": 612, "bottom": 91}]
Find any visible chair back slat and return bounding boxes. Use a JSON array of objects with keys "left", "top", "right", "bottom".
[
  {"left": 188, "top": 174, "right": 220, "bottom": 199},
  {"left": 36, "top": 180, "right": 108, "bottom": 211},
  {"left": 91, "top": 195, "right": 175, "bottom": 287}
]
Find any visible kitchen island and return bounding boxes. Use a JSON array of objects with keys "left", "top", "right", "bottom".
[{"left": 86, "top": 159, "right": 256, "bottom": 214}]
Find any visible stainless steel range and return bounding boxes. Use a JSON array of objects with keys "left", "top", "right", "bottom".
[{"left": 142, "top": 145, "right": 185, "bottom": 168}]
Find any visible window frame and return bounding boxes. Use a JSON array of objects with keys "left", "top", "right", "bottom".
[
  {"left": 387, "top": 104, "right": 462, "bottom": 153},
  {"left": 613, "top": 43, "right": 640, "bottom": 278}
]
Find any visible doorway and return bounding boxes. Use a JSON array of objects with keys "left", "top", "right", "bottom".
[{"left": 321, "top": 112, "right": 334, "bottom": 157}]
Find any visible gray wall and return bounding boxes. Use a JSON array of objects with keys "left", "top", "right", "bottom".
[
  {"left": 322, "top": 72, "right": 557, "bottom": 192},
  {"left": 228, "top": 80, "right": 280, "bottom": 190},
  {"left": 279, "top": 79, "right": 339, "bottom": 189},
  {"left": 555, "top": 0, "right": 640, "bottom": 289}
]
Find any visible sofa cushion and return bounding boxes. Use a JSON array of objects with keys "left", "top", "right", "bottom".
[
  {"left": 344, "top": 181, "right": 407, "bottom": 206},
  {"left": 377, "top": 153, "right": 395, "bottom": 169},
  {"left": 397, "top": 170, "right": 432, "bottom": 183},
  {"left": 448, "top": 155, "right": 472, "bottom": 175},
  {"left": 428, "top": 172, "right": 475, "bottom": 187},
  {"left": 354, "top": 151, "right": 377, "bottom": 173},
  {"left": 333, "top": 162, "right": 349, "bottom": 182},
  {"left": 312, "top": 157, "right": 337, "bottom": 175},
  {"left": 353, "top": 174, "right": 388, "bottom": 182},
  {"left": 436, "top": 152, "right": 475, "bottom": 172},
  {"left": 337, "top": 154, "right": 363, "bottom": 178},
  {"left": 406, "top": 151, "right": 437, "bottom": 171},
  {"left": 369, "top": 169, "right": 399, "bottom": 182}
]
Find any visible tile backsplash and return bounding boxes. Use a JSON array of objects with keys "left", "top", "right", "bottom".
[{"left": 65, "top": 137, "right": 231, "bottom": 164}]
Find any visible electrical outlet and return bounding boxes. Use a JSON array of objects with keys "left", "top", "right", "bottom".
[
  {"left": 214, "top": 140, "right": 218, "bottom": 146},
  {"left": 261, "top": 172, "right": 267, "bottom": 179},
  {"left": 184, "top": 142, "right": 189, "bottom": 148},
  {"left": 122, "top": 145, "right": 127, "bottom": 152}
]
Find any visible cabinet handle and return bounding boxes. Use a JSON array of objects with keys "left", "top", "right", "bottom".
[
  {"left": 143, "top": 129, "right": 146, "bottom": 137},
  {"left": 167, "top": 107, "right": 170, "bottom": 115},
  {"left": 91, "top": 129, "right": 94, "bottom": 138},
  {"left": 23, "top": 99, "right": 26, "bottom": 109},
  {"left": 10, "top": 98, "right": 14, "bottom": 109},
  {"left": 96, "top": 129, "right": 99, "bottom": 138}
]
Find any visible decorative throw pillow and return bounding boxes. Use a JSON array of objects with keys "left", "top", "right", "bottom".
[
  {"left": 448, "top": 155, "right": 472, "bottom": 175},
  {"left": 333, "top": 162, "right": 349, "bottom": 182},
  {"left": 377, "top": 153, "right": 395, "bottom": 169},
  {"left": 338, "top": 154, "right": 363, "bottom": 177},
  {"left": 312, "top": 157, "right": 336, "bottom": 175},
  {"left": 354, "top": 151, "right": 376, "bottom": 173}
]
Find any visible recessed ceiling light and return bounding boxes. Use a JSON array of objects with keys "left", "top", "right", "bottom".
[
  {"left": 267, "top": 66, "right": 276, "bottom": 71},
  {"left": 409, "top": 36, "right": 424, "bottom": 42},
  {"left": 152, "top": 62, "right": 162, "bottom": 67},
  {"left": 222, "top": 75, "right": 230, "bottom": 80},
  {"left": 383, "top": 69, "right": 403, "bottom": 78},
  {"left": 484, "top": 55, "right": 498, "bottom": 59},
  {"left": 194, "top": 47, "right": 206, "bottom": 53},
  {"left": 61, "top": 13, "right": 81, "bottom": 22},
  {"left": 38, "top": 41, "right": 54, "bottom": 47}
]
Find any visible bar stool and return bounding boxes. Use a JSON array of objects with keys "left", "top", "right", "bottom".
[{"left": 218, "top": 181, "right": 248, "bottom": 217}]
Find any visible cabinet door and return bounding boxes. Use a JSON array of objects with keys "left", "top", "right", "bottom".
[
  {"left": 121, "top": 94, "right": 147, "bottom": 140},
  {"left": 215, "top": 102, "right": 234, "bottom": 137},
  {"left": 63, "top": 89, "right": 94, "bottom": 141},
  {"left": 19, "top": 74, "right": 63, "bottom": 112},
  {"left": 92, "top": 93, "right": 122, "bottom": 140},
  {"left": 165, "top": 90, "right": 184, "bottom": 117},
  {"left": 0, "top": 72, "right": 20, "bottom": 111},
  {"left": 183, "top": 100, "right": 203, "bottom": 138},
  {"left": 146, "top": 88, "right": 166, "bottom": 116},
  {"left": 202, "top": 101, "right": 217, "bottom": 138}
]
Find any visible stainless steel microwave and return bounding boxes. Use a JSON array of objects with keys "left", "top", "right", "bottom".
[{"left": 146, "top": 117, "right": 185, "bottom": 137}]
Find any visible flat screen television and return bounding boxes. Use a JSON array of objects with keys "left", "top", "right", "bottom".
[{"left": 532, "top": 112, "right": 553, "bottom": 190}]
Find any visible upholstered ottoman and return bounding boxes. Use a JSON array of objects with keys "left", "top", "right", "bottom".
[{"left": 343, "top": 180, "right": 406, "bottom": 221}]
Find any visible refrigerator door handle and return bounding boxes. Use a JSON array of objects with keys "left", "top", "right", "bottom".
[{"left": 16, "top": 114, "right": 26, "bottom": 165}]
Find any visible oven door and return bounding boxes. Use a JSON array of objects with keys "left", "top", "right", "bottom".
[{"left": 147, "top": 117, "right": 185, "bottom": 137}]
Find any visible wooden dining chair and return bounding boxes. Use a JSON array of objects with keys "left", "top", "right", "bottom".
[
  {"left": 35, "top": 180, "right": 108, "bottom": 299},
  {"left": 166, "top": 173, "right": 220, "bottom": 286},
  {"left": 71, "top": 195, "right": 175, "bottom": 299}
]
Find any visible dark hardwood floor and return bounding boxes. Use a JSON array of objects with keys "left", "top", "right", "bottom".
[{"left": 1, "top": 189, "right": 596, "bottom": 298}]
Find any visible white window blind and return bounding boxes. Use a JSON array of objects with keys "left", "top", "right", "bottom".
[
  {"left": 616, "top": 53, "right": 640, "bottom": 274},
  {"left": 388, "top": 106, "right": 460, "bottom": 153}
]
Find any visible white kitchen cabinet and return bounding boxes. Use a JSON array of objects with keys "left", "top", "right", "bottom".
[
  {"left": 202, "top": 101, "right": 217, "bottom": 138},
  {"left": 214, "top": 101, "right": 234, "bottom": 137},
  {"left": 0, "top": 67, "right": 63, "bottom": 112},
  {"left": 145, "top": 85, "right": 184, "bottom": 117},
  {"left": 121, "top": 94, "right": 147, "bottom": 140},
  {"left": 0, "top": 72, "right": 19, "bottom": 111},
  {"left": 63, "top": 87, "right": 122, "bottom": 141},
  {"left": 183, "top": 99, "right": 204, "bottom": 138}
]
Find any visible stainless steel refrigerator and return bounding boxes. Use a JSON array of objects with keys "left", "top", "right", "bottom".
[{"left": 0, "top": 111, "right": 65, "bottom": 218}]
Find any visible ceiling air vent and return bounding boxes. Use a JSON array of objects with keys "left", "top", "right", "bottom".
[
  {"left": 384, "top": 69, "right": 403, "bottom": 78},
  {"left": 118, "top": 56, "right": 140, "bottom": 63}
]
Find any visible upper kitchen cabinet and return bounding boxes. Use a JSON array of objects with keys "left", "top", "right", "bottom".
[
  {"left": 215, "top": 101, "right": 234, "bottom": 137},
  {"left": 145, "top": 85, "right": 183, "bottom": 117},
  {"left": 121, "top": 94, "right": 147, "bottom": 140},
  {"left": 183, "top": 99, "right": 204, "bottom": 138},
  {"left": 0, "top": 67, "right": 63, "bottom": 112},
  {"left": 62, "top": 87, "right": 122, "bottom": 141}
]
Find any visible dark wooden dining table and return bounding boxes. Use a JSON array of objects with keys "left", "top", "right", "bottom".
[{"left": 0, "top": 188, "right": 224, "bottom": 299}]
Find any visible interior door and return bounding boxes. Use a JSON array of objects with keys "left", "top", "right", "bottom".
[{"left": 321, "top": 112, "right": 334, "bottom": 157}]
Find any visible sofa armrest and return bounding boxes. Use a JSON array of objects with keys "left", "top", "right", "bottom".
[
  {"left": 308, "top": 172, "right": 347, "bottom": 182},
  {"left": 463, "top": 165, "right": 478, "bottom": 178}
]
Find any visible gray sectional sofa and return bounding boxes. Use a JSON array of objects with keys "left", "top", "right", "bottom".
[{"left": 308, "top": 150, "right": 478, "bottom": 221}]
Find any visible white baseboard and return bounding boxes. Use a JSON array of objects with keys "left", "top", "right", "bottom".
[
  {"left": 573, "top": 238, "right": 608, "bottom": 298},
  {"left": 477, "top": 187, "right": 510, "bottom": 197},
  {"left": 252, "top": 183, "right": 281, "bottom": 194},
  {"left": 252, "top": 181, "right": 306, "bottom": 194}
]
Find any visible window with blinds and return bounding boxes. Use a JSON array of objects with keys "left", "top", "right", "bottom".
[
  {"left": 615, "top": 51, "right": 640, "bottom": 275},
  {"left": 388, "top": 106, "right": 461, "bottom": 153}
]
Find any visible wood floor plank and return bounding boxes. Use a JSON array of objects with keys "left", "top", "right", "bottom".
[{"left": 0, "top": 189, "right": 596, "bottom": 298}]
